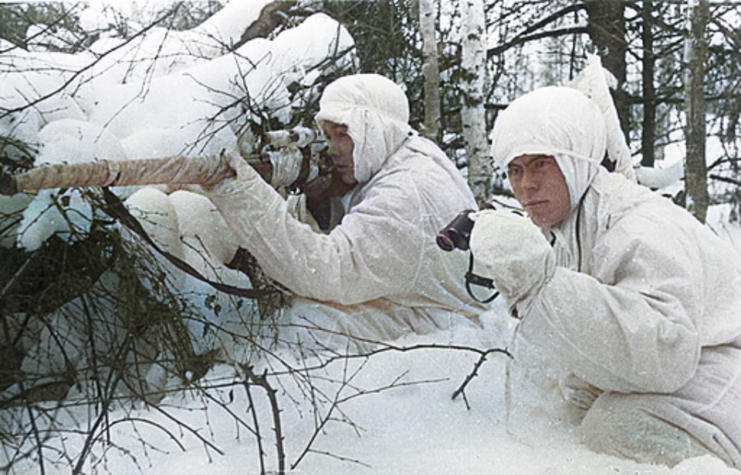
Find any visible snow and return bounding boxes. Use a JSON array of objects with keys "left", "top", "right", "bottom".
[
  {"left": 636, "top": 158, "right": 684, "bottom": 190},
  {"left": 7, "top": 288, "right": 741, "bottom": 475},
  {"left": 2, "top": 2, "right": 741, "bottom": 474},
  {"left": 16, "top": 188, "right": 93, "bottom": 250},
  {"left": 1, "top": 1, "right": 355, "bottom": 252}
]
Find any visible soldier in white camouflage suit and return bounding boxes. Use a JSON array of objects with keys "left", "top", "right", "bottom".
[
  {"left": 469, "top": 86, "right": 741, "bottom": 468},
  {"left": 206, "top": 74, "right": 486, "bottom": 348}
]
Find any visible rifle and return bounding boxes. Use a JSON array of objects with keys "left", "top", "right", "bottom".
[
  {"left": 0, "top": 127, "right": 341, "bottom": 300},
  {"left": 0, "top": 127, "right": 324, "bottom": 196}
]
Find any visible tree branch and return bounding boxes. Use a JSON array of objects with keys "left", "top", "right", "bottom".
[
  {"left": 231, "top": 1, "right": 299, "bottom": 51},
  {"left": 0, "top": 5, "right": 182, "bottom": 120},
  {"left": 487, "top": 27, "right": 589, "bottom": 59}
]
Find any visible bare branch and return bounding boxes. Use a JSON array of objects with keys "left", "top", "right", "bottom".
[
  {"left": 487, "top": 27, "right": 589, "bottom": 59},
  {"left": 0, "top": 5, "right": 181, "bottom": 120},
  {"left": 240, "top": 364, "right": 285, "bottom": 475}
]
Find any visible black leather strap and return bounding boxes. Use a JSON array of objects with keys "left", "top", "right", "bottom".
[
  {"left": 102, "top": 188, "right": 274, "bottom": 299},
  {"left": 464, "top": 253, "right": 499, "bottom": 304}
]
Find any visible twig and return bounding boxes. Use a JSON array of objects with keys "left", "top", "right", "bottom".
[
  {"left": 0, "top": 253, "right": 32, "bottom": 299},
  {"left": 451, "top": 348, "right": 503, "bottom": 405},
  {"left": 241, "top": 364, "right": 285, "bottom": 475},
  {"left": 24, "top": 396, "right": 46, "bottom": 475},
  {"left": 104, "top": 418, "right": 187, "bottom": 452},
  {"left": 710, "top": 173, "right": 741, "bottom": 187},
  {"left": 241, "top": 375, "right": 267, "bottom": 475},
  {"left": 72, "top": 332, "right": 135, "bottom": 475},
  {"left": 268, "top": 324, "right": 512, "bottom": 375},
  {"left": 289, "top": 356, "right": 367, "bottom": 470},
  {"left": 305, "top": 448, "right": 372, "bottom": 468},
  {"left": 141, "top": 399, "right": 225, "bottom": 457}
]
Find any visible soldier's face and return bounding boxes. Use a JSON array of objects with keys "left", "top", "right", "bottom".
[
  {"left": 322, "top": 122, "right": 357, "bottom": 186},
  {"left": 507, "top": 154, "right": 571, "bottom": 230}
]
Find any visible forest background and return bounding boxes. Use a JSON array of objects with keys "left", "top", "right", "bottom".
[{"left": 1, "top": 1, "right": 740, "bottom": 474}]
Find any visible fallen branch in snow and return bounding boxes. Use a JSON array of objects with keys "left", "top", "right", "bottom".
[
  {"left": 451, "top": 348, "right": 505, "bottom": 409},
  {"left": 267, "top": 322, "right": 513, "bottom": 376}
]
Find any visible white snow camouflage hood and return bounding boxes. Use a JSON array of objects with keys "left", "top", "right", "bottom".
[
  {"left": 315, "top": 74, "right": 413, "bottom": 184},
  {"left": 490, "top": 86, "right": 607, "bottom": 210}
]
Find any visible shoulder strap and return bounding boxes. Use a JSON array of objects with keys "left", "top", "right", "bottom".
[{"left": 101, "top": 188, "right": 275, "bottom": 299}]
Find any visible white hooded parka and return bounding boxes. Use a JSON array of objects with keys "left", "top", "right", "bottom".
[
  {"left": 480, "top": 86, "right": 741, "bottom": 467},
  {"left": 206, "top": 74, "right": 485, "bottom": 344}
]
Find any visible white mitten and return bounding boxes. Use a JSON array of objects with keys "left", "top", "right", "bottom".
[
  {"left": 468, "top": 210, "right": 555, "bottom": 309},
  {"left": 203, "top": 150, "right": 286, "bottom": 245},
  {"left": 212, "top": 150, "right": 263, "bottom": 191}
]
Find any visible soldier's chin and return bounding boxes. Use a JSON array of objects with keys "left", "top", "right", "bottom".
[{"left": 339, "top": 173, "right": 358, "bottom": 186}]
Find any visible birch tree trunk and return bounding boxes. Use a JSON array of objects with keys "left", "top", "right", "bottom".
[
  {"left": 683, "top": 0, "right": 709, "bottom": 222},
  {"left": 419, "top": 0, "right": 441, "bottom": 141},
  {"left": 460, "top": 0, "right": 491, "bottom": 206}
]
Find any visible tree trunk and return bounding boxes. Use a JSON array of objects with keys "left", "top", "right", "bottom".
[
  {"left": 460, "top": 0, "right": 491, "bottom": 206},
  {"left": 419, "top": 0, "right": 441, "bottom": 141},
  {"left": 641, "top": 0, "right": 657, "bottom": 167},
  {"left": 683, "top": 0, "right": 709, "bottom": 222},
  {"left": 583, "top": 0, "right": 629, "bottom": 138}
]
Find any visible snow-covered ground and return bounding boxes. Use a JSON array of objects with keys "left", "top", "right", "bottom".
[{"left": 18, "top": 257, "right": 741, "bottom": 475}]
